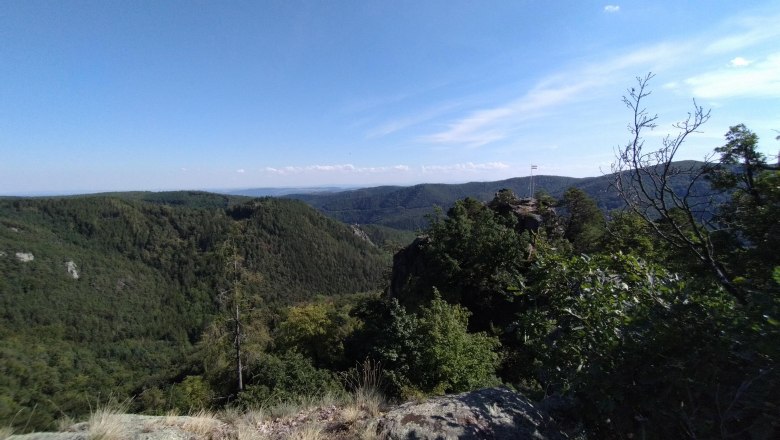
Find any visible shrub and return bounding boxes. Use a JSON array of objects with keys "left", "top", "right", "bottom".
[{"left": 235, "top": 352, "right": 344, "bottom": 408}]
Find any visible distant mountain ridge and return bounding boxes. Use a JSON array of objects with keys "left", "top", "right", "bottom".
[
  {"left": 284, "top": 162, "right": 711, "bottom": 230},
  {"left": 227, "top": 186, "right": 359, "bottom": 197}
]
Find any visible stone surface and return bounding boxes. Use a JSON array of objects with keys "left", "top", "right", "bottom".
[
  {"left": 15, "top": 252, "right": 34, "bottom": 262},
  {"left": 376, "top": 387, "right": 567, "bottom": 440},
  {"left": 486, "top": 190, "right": 545, "bottom": 233},
  {"left": 7, "top": 414, "right": 229, "bottom": 440},
  {"left": 65, "top": 260, "right": 79, "bottom": 279},
  {"left": 350, "top": 224, "right": 374, "bottom": 246}
]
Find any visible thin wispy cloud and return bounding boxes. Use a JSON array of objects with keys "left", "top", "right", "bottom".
[
  {"left": 704, "top": 14, "right": 780, "bottom": 54},
  {"left": 236, "top": 169, "right": 245, "bottom": 173},
  {"left": 421, "top": 162, "right": 509, "bottom": 172},
  {"left": 604, "top": 5, "right": 620, "bottom": 13},
  {"left": 419, "top": 45, "right": 675, "bottom": 148},
  {"left": 423, "top": 106, "right": 513, "bottom": 146},
  {"left": 367, "top": 102, "right": 460, "bottom": 138},
  {"left": 263, "top": 164, "right": 412, "bottom": 175},
  {"left": 416, "top": 9, "right": 779, "bottom": 150},
  {"left": 262, "top": 162, "right": 509, "bottom": 177},
  {"left": 686, "top": 52, "right": 780, "bottom": 98}
]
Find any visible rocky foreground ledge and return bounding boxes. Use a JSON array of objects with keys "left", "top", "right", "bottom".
[
  {"left": 7, "top": 387, "right": 578, "bottom": 440},
  {"left": 378, "top": 387, "right": 573, "bottom": 439}
]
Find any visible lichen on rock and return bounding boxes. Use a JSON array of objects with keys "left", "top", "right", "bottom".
[
  {"left": 65, "top": 260, "right": 79, "bottom": 279},
  {"left": 376, "top": 387, "right": 569, "bottom": 440}
]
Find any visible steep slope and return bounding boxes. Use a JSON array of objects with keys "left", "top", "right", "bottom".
[{"left": 0, "top": 194, "right": 388, "bottom": 431}]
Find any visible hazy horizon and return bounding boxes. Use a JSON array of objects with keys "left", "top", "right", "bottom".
[{"left": 0, "top": 169, "right": 577, "bottom": 198}]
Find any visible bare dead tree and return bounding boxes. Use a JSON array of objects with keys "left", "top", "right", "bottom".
[
  {"left": 218, "top": 237, "right": 246, "bottom": 392},
  {"left": 610, "top": 73, "right": 746, "bottom": 304}
]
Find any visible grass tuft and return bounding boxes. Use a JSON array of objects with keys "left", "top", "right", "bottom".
[
  {"left": 87, "top": 401, "right": 130, "bottom": 440},
  {"left": 341, "top": 403, "right": 362, "bottom": 424},
  {"left": 56, "top": 414, "right": 76, "bottom": 432},
  {"left": 0, "top": 426, "right": 13, "bottom": 440},
  {"left": 289, "top": 423, "right": 324, "bottom": 440},
  {"left": 342, "top": 358, "right": 385, "bottom": 417},
  {"left": 181, "top": 409, "right": 224, "bottom": 437}
]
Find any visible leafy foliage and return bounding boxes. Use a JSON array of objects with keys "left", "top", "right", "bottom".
[
  {"left": 275, "top": 301, "right": 358, "bottom": 370},
  {"left": 413, "top": 292, "right": 500, "bottom": 394},
  {"left": 234, "top": 352, "right": 344, "bottom": 408},
  {"left": 392, "top": 196, "right": 534, "bottom": 333},
  {"left": 1, "top": 114, "right": 777, "bottom": 440},
  {"left": 559, "top": 187, "right": 605, "bottom": 254},
  {"left": 346, "top": 294, "right": 499, "bottom": 399},
  {"left": 0, "top": 193, "right": 388, "bottom": 431}
]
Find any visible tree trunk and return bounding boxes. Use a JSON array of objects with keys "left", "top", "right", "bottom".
[{"left": 235, "top": 300, "right": 243, "bottom": 391}]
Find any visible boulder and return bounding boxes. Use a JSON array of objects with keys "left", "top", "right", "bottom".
[
  {"left": 15, "top": 252, "right": 34, "bottom": 262},
  {"left": 376, "top": 387, "right": 568, "bottom": 440}
]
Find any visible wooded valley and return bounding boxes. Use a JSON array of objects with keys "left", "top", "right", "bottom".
[{"left": 1, "top": 122, "right": 778, "bottom": 438}]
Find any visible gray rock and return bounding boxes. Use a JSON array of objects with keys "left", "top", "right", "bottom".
[
  {"left": 65, "top": 260, "right": 79, "bottom": 279},
  {"left": 376, "top": 387, "right": 567, "bottom": 440},
  {"left": 7, "top": 414, "right": 230, "bottom": 440},
  {"left": 350, "top": 224, "right": 375, "bottom": 246},
  {"left": 15, "top": 252, "right": 34, "bottom": 262}
]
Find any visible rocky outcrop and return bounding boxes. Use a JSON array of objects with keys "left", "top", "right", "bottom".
[
  {"left": 387, "top": 235, "right": 430, "bottom": 299},
  {"left": 6, "top": 389, "right": 579, "bottom": 440},
  {"left": 376, "top": 387, "right": 569, "bottom": 440},
  {"left": 487, "top": 189, "right": 545, "bottom": 233},
  {"left": 7, "top": 414, "right": 230, "bottom": 440},
  {"left": 15, "top": 252, "right": 34, "bottom": 262},
  {"left": 350, "top": 224, "right": 375, "bottom": 246},
  {"left": 65, "top": 260, "right": 79, "bottom": 279}
]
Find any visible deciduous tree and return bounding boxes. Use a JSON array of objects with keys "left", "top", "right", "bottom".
[{"left": 610, "top": 73, "right": 745, "bottom": 302}]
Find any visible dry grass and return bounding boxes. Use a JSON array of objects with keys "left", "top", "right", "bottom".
[
  {"left": 181, "top": 409, "right": 225, "bottom": 437},
  {"left": 354, "top": 387, "right": 383, "bottom": 418},
  {"left": 241, "top": 409, "right": 265, "bottom": 425},
  {"left": 342, "top": 359, "right": 385, "bottom": 418},
  {"left": 261, "top": 391, "right": 343, "bottom": 420},
  {"left": 218, "top": 406, "right": 243, "bottom": 425},
  {"left": 263, "top": 400, "right": 303, "bottom": 420},
  {"left": 341, "top": 402, "right": 362, "bottom": 424},
  {"left": 56, "top": 414, "right": 76, "bottom": 431},
  {"left": 0, "top": 426, "right": 13, "bottom": 440},
  {"left": 289, "top": 423, "right": 324, "bottom": 440},
  {"left": 357, "top": 419, "right": 382, "bottom": 440},
  {"left": 87, "top": 402, "right": 130, "bottom": 440},
  {"left": 232, "top": 408, "right": 264, "bottom": 435},
  {"left": 234, "top": 417, "right": 268, "bottom": 440}
]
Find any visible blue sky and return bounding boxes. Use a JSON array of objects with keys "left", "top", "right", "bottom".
[{"left": 1, "top": 1, "right": 779, "bottom": 194}]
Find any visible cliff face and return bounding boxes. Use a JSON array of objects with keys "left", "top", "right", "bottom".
[{"left": 387, "top": 235, "right": 431, "bottom": 300}]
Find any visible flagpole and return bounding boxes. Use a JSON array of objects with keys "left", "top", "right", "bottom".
[{"left": 529, "top": 165, "right": 537, "bottom": 198}]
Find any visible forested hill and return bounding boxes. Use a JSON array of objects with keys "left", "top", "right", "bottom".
[
  {"left": 0, "top": 193, "right": 388, "bottom": 430},
  {"left": 285, "top": 160, "right": 711, "bottom": 230}
]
